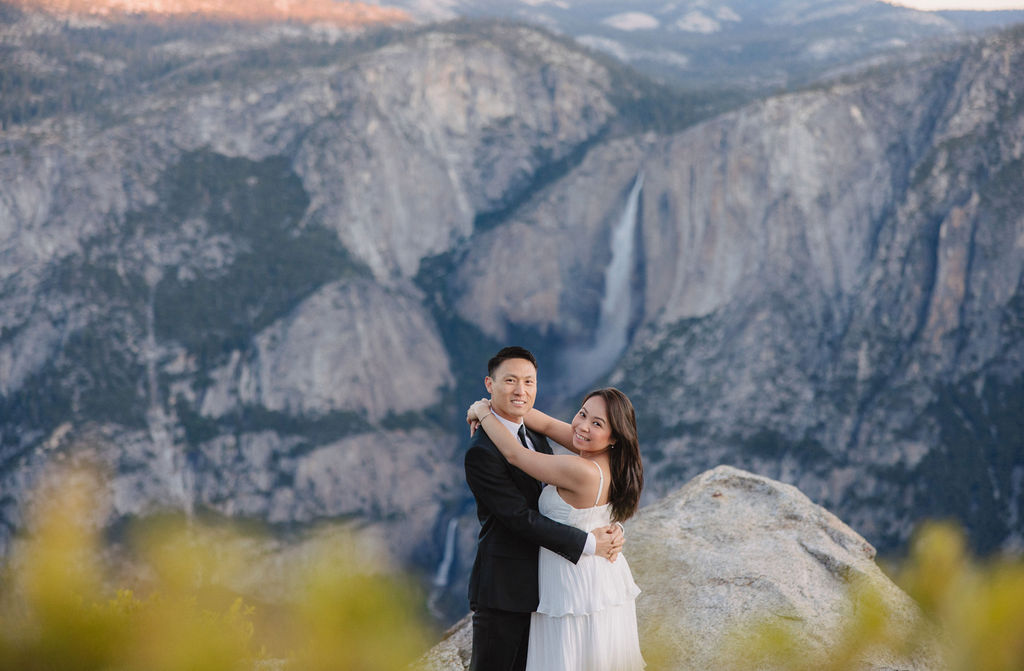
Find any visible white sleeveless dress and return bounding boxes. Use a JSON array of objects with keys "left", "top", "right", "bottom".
[{"left": 527, "top": 463, "right": 645, "bottom": 671}]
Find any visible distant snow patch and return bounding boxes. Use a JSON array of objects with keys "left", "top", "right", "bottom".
[
  {"left": 577, "top": 35, "right": 690, "bottom": 69},
  {"left": 577, "top": 34, "right": 632, "bottom": 62},
  {"left": 716, "top": 6, "right": 741, "bottom": 22},
  {"left": 519, "top": 0, "right": 569, "bottom": 7},
  {"left": 602, "top": 12, "right": 660, "bottom": 31},
  {"left": 804, "top": 37, "right": 853, "bottom": 59},
  {"left": 904, "top": 11, "right": 955, "bottom": 28},
  {"left": 676, "top": 10, "right": 720, "bottom": 34},
  {"left": 646, "top": 48, "right": 690, "bottom": 68},
  {"left": 849, "top": 104, "right": 865, "bottom": 127},
  {"left": 399, "top": 0, "right": 458, "bottom": 20},
  {"left": 516, "top": 11, "right": 561, "bottom": 29}
]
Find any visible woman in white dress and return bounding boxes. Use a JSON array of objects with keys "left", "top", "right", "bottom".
[{"left": 468, "top": 387, "right": 645, "bottom": 671}]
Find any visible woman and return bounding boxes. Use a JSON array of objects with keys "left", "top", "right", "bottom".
[{"left": 468, "top": 387, "right": 645, "bottom": 671}]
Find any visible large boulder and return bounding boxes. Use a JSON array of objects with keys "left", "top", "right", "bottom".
[{"left": 419, "top": 465, "right": 938, "bottom": 670}]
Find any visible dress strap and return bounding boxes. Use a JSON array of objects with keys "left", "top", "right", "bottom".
[{"left": 590, "top": 460, "right": 604, "bottom": 507}]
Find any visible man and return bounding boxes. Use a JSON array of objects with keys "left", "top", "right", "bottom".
[{"left": 464, "top": 346, "right": 624, "bottom": 671}]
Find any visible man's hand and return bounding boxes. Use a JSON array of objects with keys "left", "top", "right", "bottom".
[{"left": 593, "top": 523, "right": 624, "bottom": 562}]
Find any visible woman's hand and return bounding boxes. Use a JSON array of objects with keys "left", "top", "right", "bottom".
[
  {"left": 469, "top": 399, "right": 491, "bottom": 421},
  {"left": 466, "top": 398, "right": 490, "bottom": 435}
]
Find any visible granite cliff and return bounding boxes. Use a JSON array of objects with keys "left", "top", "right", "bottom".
[
  {"left": 420, "top": 466, "right": 941, "bottom": 671},
  {"left": 0, "top": 4, "right": 1021, "bottom": 625},
  {"left": 362, "top": 0, "right": 1003, "bottom": 91}
]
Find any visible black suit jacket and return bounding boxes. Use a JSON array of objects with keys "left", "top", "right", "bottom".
[{"left": 465, "top": 424, "right": 588, "bottom": 613}]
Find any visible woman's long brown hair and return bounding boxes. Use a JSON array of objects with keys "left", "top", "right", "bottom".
[{"left": 584, "top": 388, "right": 643, "bottom": 523}]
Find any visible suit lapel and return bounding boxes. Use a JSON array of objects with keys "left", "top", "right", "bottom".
[
  {"left": 503, "top": 427, "right": 546, "bottom": 496},
  {"left": 528, "top": 427, "right": 554, "bottom": 455}
]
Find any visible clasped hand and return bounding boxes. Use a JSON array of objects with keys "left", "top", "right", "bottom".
[
  {"left": 467, "top": 398, "right": 490, "bottom": 435},
  {"left": 595, "top": 524, "right": 624, "bottom": 563},
  {"left": 464, "top": 397, "right": 624, "bottom": 562}
]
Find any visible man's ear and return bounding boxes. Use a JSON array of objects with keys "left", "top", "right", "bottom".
[{"left": 484, "top": 376, "right": 493, "bottom": 395}]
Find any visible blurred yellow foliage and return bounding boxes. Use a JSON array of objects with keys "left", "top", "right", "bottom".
[
  {"left": 5, "top": 467, "right": 1024, "bottom": 671},
  {"left": 898, "top": 523, "right": 1024, "bottom": 671},
  {"left": 712, "top": 522, "right": 1024, "bottom": 671},
  {"left": 0, "top": 468, "right": 429, "bottom": 671}
]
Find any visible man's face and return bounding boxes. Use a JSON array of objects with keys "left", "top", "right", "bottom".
[{"left": 484, "top": 358, "right": 537, "bottom": 422}]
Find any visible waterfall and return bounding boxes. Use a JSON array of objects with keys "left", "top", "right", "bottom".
[
  {"left": 559, "top": 171, "right": 644, "bottom": 392},
  {"left": 433, "top": 517, "right": 459, "bottom": 587},
  {"left": 427, "top": 517, "right": 459, "bottom": 618},
  {"left": 145, "top": 268, "right": 192, "bottom": 516}
]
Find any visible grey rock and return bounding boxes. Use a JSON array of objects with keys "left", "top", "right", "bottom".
[
  {"left": 200, "top": 278, "right": 452, "bottom": 421},
  {"left": 418, "top": 466, "right": 939, "bottom": 671},
  {"left": 293, "top": 25, "right": 619, "bottom": 282},
  {"left": 450, "top": 25, "right": 1024, "bottom": 555},
  {"left": 1, "top": 9, "right": 1022, "bottom": 628},
  {"left": 0, "top": 17, "right": 624, "bottom": 571},
  {"left": 378, "top": 0, "right": 980, "bottom": 92}
]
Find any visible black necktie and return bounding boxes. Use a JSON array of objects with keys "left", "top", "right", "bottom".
[{"left": 517, "top": 424, "right": 529, "bottom": 449}]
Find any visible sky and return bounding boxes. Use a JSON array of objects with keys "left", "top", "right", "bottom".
[{"left": 886, "top": 0, "right": 1024, "bottom": 9}]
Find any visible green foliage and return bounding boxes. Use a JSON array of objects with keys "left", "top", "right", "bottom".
[
  {"left": 913, "top": 373, "right": 1024, "bottom": 554},
  {"left": 0, "top": 247, "right": 152, "bottom": 443},
  {"left": 3, "top": 147, "right": 368, "bottom": 448},
  {"left": 146, "top": 149, "right": 364, "bottom": 365},
  {"left": 442, "top": 19, "right": 749, "bottom": 133},
  {"left": 228, "top": 406, "right": 371, "bottom": 445},
  {"left": 51, "top": 252, "right": 150, "bottom": 308},
  {"left": 0, "top": 468, "right": 429, "bottom": 670},
  {"left": 176, "top": 399, "right": 378, "bottom": 454},
  {"left": 379, "top": 408, "right": 436, "bottom": 431},
  {"left": 472, "top": 131, "right": 610, "bottom": 233},
  {"left": 605, "top": 66, "right": 750, "bottom": 136},
  {"left": 1000, "top": 286, "right": 1024, "bottom": 342},
  {"left": 614, "top": 316, "right": 714, "bottom": 437},
  {"left": 175, "top": 399, "right": 222, "bottom": 445},
  {"left": 0, "top": 13, "right": 405, "bottom": 129},
  {"left": 0, "top": 317, "right": 149, "bottom": 446},
  {"left": 413, "top": 249, "right": 503, "bottom": 425},
  {"left": 979, "top": 157, "right": 1024, "bottom": 222},
  {"left": 739, "top": 429, "right": 830, "bottom": 461}
]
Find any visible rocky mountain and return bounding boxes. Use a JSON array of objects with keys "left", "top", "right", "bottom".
[
  {"left": 0, "top": 6, "right": 707, "bottom": 620},
  {"left": 0, "top": 2, "right": 1022, "bottom": 627},
  {"left": 940, "top": 9, "right": 1024, "bottom": 32},
  {"left": 447, "top": 21, "right": 1024, "bottom": 562},
  {"left": 360, "top": 0, "right": 1022, "bottom": 92},
  {"left": 8, "top": 0, "right": 410, "bottom": 26},
  {"left": 420, "top": 466, "right": 940, "bottom": 671}
]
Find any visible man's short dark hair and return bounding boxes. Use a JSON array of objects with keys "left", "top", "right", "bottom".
[{"left": 487, "top": 346, "right": 538, "bottom": 377}]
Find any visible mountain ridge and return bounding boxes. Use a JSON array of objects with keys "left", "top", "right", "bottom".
[
  {"left": 7, "top": 0, "right": 410, "bottom": 26},
  {"left": 0, "top": 9, "right": 1021, "bottom": 627}
]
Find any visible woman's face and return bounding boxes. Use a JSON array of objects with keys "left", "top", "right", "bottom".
[{"left": 570, "top": 395, "right": 614, "bottom": 453}]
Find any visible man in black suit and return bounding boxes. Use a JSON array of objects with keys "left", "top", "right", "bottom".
[{"left": 464, "top": 346, "right": 623, "bottom": 671}]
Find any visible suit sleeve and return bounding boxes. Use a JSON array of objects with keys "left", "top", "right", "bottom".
[{"left": 465, "top": 444, "right": 587, "bottom": 564}]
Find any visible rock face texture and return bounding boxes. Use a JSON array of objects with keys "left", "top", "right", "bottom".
[
  {"left": 419, "top": 466, "right": 937, "bottom": 671},
  {"left": 9, "top": 0, "right": 410, "bottom": 26},
  {"left": 372, "top": 0, "right": 978, "bottom": 92},
  {"left": 446, "top": 28, "right": 1024, "bottom": 558},
  {"left": 0, "top": 6, "right": 1022, "bottom": 627},
  {"left": 0, "top": 12, "right": 652, "bottom": 590}
]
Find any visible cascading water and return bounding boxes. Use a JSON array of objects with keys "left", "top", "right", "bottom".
[
  {"left": 559, "top": 171, "right": 644, "bottom": 393},
  {"left": 427, "top": 517, "right": 459, "bottom": 618},
  {"left": 145, "top": 271, "right": 192, "bottom": 516}
]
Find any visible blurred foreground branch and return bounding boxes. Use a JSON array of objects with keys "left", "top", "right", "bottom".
[
  {"left": 709, "top": 522, "right": 1024, "bottom": 671},
  {"left": 0, "top": 467, "right": 429, "bottom": 671}
]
